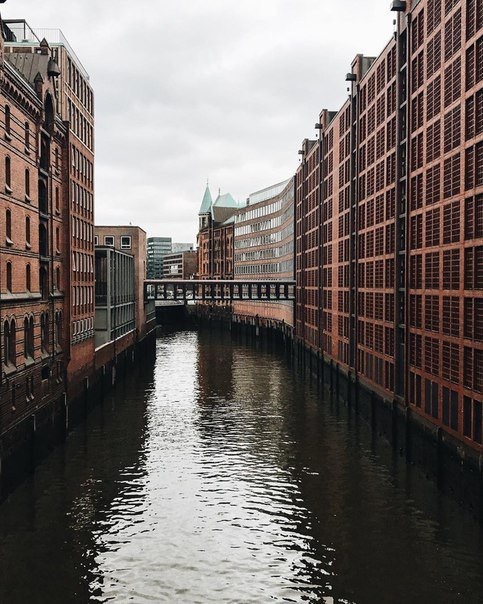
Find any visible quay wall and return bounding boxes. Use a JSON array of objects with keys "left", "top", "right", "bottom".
[{"left": 0, "top": 328, "right": 156, "bottom": 500}]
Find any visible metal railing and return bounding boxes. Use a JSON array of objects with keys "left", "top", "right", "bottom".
[{"left": 145, "top": 279, "right": 296, "bottom": 302}]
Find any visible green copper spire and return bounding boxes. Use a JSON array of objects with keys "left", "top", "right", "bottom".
[{"left": 199, "top": 182, "right": 213, "bottom": 214}]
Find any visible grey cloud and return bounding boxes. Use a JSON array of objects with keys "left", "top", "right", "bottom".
[{"left": 5, "top": 0, "right": 394, "bottom": 242}]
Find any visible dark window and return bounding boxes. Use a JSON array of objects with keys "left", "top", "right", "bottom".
[
  {"left": 3, "top": 319, "right": 16, "bottom": 366},
  {"left": 431, "top": 381, "right": 439, "bottom": 418},
  {"left": 23, "top": 317, "right": 34, "bottom": 358},
  {"left": 24, "top": 122, "right": 30, "bottom": 150},
  {"left": 5, "top": 105, "right": 10, "bottom": 135},
  {"left": 463, "top": 396, "right": 472, "bottom": 436},
  {"left": 26, "top": 264, "right": 31, "bottom": 291},
  {"left": 474, "top": 401, "right": 482, "bottom": 443},
  {"left": 442, "top": 387, "right": 450, "bottom": 425},
  {"left": 6, "top": 262, "right": 12, "bottom": 292},
  {"left": 5, "top": 156, "right": 11, "bottom": 190},
  {"left": 40, "top": 313, "right": 49, "bottom": 352},
  {"left": 6, "top": 209, "right": 12, "bottom": 241},
  {"left": 450, "top": 390, "right": 459, "bottom": 431}
]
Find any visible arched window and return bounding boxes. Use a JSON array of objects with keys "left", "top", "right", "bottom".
[
  {"left": 26, "top": 263, "right": 31, "bottom": 291},
  {"left": 5, "top": 105, "right": 10, "bottom": 136},
  {"left": 24, "top": 122, "right": 30, "bottom": 150},
  {"left": 55, "top": 312, "right": 62, "bottom": 346},
  {"left": 38, "top": 180, "right": 48, "bottom": 214},
  {"left": 44, "top": 94, "right": 54, "bottom": 133},
  {"left": 5, "top": 156, "right": 11, "bottom": 191},
  {"left": 25, "top": 169, "right": 30, "bottom": 199},
  {"left": 26, "top": 216, "right": 31, "bottom": 245},
  {"left": 39, "top": 223, "right": 48, "bottom": 257},
  {"left": 10, "top": 319, "right": 16, "bottom": 366},
  {"left": 3, "top": 321, "right": 9, "bottom": 366},
  {"left": 29, "top": 316, "right": 34, "bottom": 357},
  {"left": 6, "top": 262, "right": 12, "bottom": 292},
  {"left": 4, "top": 319, "right": 16, "bottom": 366},
  {"left": 24, "top": 317, "right": 31, "bottom": 358},
  {"left": 56, "top": 266, "right": 61, "bottom": 290},
  {"left": 40, "top": 313, "right": 49, "bottom": 352},
  {"left": 6, "top": 208, "right": 12, "bottom": 242},
  {"left": 40, "top": 266, "right": 48, "bottom": 299}
]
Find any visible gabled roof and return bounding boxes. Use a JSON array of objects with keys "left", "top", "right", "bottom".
[
  {"left": 199, "top": 184, "right": 213, "bottom": 214},
  {"left": 6, "top": 51, "right": 50, "bottom": 88},
  {"left": 213, "top": 192, "right": 238, "bottom": 209},
  {"left": 211, "top": 192, "right": 239, "bottom": 224}
]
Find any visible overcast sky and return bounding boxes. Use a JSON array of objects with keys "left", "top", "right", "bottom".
[{"left": 4, "top": 1, "right": 394, "bottom": 244}]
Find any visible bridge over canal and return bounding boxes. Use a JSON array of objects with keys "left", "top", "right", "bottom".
[{"left": 144, "top": 279, "right": 296, "bottom": 303}]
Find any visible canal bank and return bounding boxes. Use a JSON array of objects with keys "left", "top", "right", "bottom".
[
  {"left": 0, "top": 329, "right": 481, "bottom": 603},
  {"left": 188, "top": 305, "right": 483, "bottom": 522},
  {"left": 0, "top": 329, "right": 156, "bottom": 501}
]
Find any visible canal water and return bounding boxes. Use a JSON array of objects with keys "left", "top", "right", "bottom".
[{"left": 0, "top": 330, "right": 481, "bottom": 603}]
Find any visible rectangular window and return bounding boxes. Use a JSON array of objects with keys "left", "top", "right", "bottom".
[
  {"left": 104, "top": 236, "right": 114, "bottom": 246},
  {"left": 121, "top": 236, "right": 132, "bottom": 249}
]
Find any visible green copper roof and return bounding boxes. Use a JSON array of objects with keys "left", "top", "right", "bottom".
[
  {"left": 213, "top": 192, "right": 238, "bottom": 208},
  {"left": 199, "top": 184, "right": 213, "bottom": 214}
]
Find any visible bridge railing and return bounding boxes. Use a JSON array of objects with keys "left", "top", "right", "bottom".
[{"left": 144, "top": 279, "right": 296, "bottom": 302}]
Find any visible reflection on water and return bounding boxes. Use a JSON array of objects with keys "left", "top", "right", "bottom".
[{"left": 0, "top": 330, "right": 481, "bottom": 603}]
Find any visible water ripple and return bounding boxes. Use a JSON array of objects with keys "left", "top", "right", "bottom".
[{"left": 0, "top": 330, "right": 481, "bottom": 604}]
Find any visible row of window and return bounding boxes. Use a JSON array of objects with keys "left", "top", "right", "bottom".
[
  {"left": 71, "top": 144, "right": 93, "bottom": 185},
  {"left": 409, "top": 372, "right": 482, "bottom": 444},
  {"left": 3, "top": 261, "right": 61, "bottom": 295},
  {"left": 409, "top": 294, "right": 482, "bottom": 340},
  {"left": 6, "top": 209, "right": 62, "bottom": 252},
  {"left": 234, "top": 260, "right": 293, "bottom": 275},
  {"left": 4, "top": 105, "right": 31, "bottom": 152},
  {"left": 235, "top": 223, "right": 294, "bottom": 250},
  {"left": 234, "top": 240, "right": 293, "bottom": 262},
  {"left": 67, "top": 99, "right": 93, "bottom": 150},
  {"left": 2, "top": 312, "right": 62, "bottom": 368},
  {"left": 94, "top": 235, "right": 132, "bottom": 249},
  {"left": 72, "top": 216, "right": 94, "bottom": 249},
  {"left": 3, "top": 157, "right": 61, "bottom": 213},
  {"left": 72, "top": 285, "right": 94, "bottom": 311},
  {"left": 235, "top": 199, "right": 283, "bottom": 223},
  {"left": 66, "top": 56, "right": 93, "bottom": 114},
  {"left": 72, "top": 250, "right": 94, "bottom": 273},
  {"left": 72, "top": 181, "right": 93, "bottom": 216},
  {"left": 72, "top": 317, "right": 94, "bottom": 344}
]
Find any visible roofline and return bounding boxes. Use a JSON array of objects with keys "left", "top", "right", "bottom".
[
  {"left": 248, "top": 178, "right": 291, "bottom": 198},
  {"left": 95, "top": 225, "right": 147, "bottom": 234}
]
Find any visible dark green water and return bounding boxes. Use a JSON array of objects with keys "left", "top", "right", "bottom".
[{"left": 0, "top": 330, "right": 481, "bottom": 603}]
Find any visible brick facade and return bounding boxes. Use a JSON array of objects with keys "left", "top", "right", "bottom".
[
  {"left": 295, "top": 0, "right": 482, "bottom": 452},
  {"left": 0, "top": 33, "right": 68, "bottom": 434},
  {"left": 4, "top": 20, "right": 96, "bottom": 398}
]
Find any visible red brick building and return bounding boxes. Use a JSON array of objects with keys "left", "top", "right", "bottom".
[
  {"left": 3, "top": 19, "right": 95, "bottom": 402},
  {"left": 0, "top": 26, "right": 68, "bottom": 436},
  {"left": 296, "top": 0, "right": 482, "bottom": 453},
  {"left": 295, "top": 138, "right": 321, "bottom": 346},
  {"left": 197, "top": 184, "right": 236, "bottom": 280}
]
